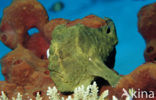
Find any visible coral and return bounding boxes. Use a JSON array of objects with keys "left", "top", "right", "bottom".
[
  {"left": 0, "top": 0, "right": 48, "bottom": 49},
  {"left": 0, "top": 82, "right": 123, "bottom": 100},
  {"left": 138, "top": 3, "right": 156, "bottom": 62},
  {"left": 48, "top": 17, "right": 121, "bottom": 92}
]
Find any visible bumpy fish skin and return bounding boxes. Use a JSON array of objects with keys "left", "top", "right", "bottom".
[{"left": 48, "top": 18, "right": 121, "bottom": 92}]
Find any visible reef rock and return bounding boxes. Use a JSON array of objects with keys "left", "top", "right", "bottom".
[
  {"left": 116, "top": 62, "right": 156, "bottom": 99},
  {"left": 66, "top": 15, "right": 107, "bottom": 28},
  {"left": 48, "top": 17, "right": 121, "bottom": 92},
  {"left": 100, "top": 62, "right": 156, "bottom": 100},
  {"left": 144, "top": 39, "right": 156, "bottom": 62},
  {"left": 0, "top": 45, "right": 54, "bottom": 100},
  {"left": 43, "top": 18, "right": 69, "bottom": 43},
  {"left": 138, "top": 3, "right": 156, "bottom": 41},
  {"left": 138, "top": 3, "right": 156, "bottom": 62},
  {"left": 0, "top": 0, "right": 48, "bottom": 49},
  {"left": 24, "top": 33, "right": 50, "bottom": 59}
]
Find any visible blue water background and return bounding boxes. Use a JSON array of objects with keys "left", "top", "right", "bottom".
[{"left": 0, "top": 0, "right": 156, "bottom": 80}]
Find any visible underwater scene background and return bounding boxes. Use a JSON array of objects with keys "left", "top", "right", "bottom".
[
  {"left": 0, "top": 0, "right": 156, "bottom": 81},
  {"left": 0, "top": 0, "right": 156, "bottom": 99}
]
